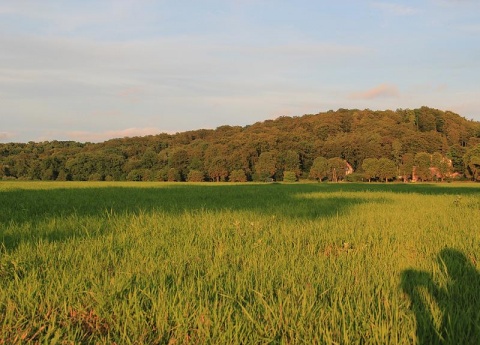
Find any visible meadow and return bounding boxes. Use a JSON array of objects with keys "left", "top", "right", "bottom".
[{"left": 0, "top": 181, "right": 479, "bottom": 344}]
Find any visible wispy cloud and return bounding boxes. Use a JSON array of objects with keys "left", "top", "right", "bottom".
[
  {"left": 118, "top": 87, "right": 146, "bottom": 103},
  {"left": 0, "top": 131, "right": 16, "bottom": 142},
  {"left": 349, "top": 84, "right": 400, "bottom": 100},
  {"left": 66, "top": 127, "right": 166, "bottom": 143},
  {"left": 371, "top": 2, "right": 419, "bottom": 15}
]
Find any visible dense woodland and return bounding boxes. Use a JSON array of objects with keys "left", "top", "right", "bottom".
[{"left": 1, "top": 107, "right": 480, "bottom": 182}]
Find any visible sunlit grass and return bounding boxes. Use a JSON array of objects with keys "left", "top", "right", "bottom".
[{"left": 0, "top": 182, "right": 479, "bottom": 344}]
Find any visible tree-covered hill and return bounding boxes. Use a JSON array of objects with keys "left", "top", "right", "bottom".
[{"left": 1, "top": 107, "right": 480, "bottom": 182}]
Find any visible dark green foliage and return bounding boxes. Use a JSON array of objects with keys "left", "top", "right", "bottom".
[
  {"left": 1, "top": 107, "right": 479, "bottom": 182},
  {"left": 255, "top": 151, "right": 278, "bottom": 180},
  {"left": 464, "top": 144, "right": 480, "bottom": 181}
]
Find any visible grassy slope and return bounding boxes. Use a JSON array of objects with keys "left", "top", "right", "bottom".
[{"left": 0, "top": 181, "right": 479, "bottom": 344}]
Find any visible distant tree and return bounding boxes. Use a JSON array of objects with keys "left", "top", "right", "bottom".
[
  {"left": 415, "top": 107, "right": 437, "bottom": 132},
  {"left": 362, "top": 158, "right": 380, "bottom": 182},
  {"left": 399, "top": 153, "right": 415, "bottom": 182},
  {"left": 391, "top": 139, "right": 403, "bottom": 166},
  {"left": 431, "top": 152, "right": 452, "bottom": 182},
  {"left": 0, "top": 106, "right": 479, "bottom": 182},
  {"left": 169, "top": 149, "right": 189, "bottom": 181},
  {"left": 463, "top": 144, "right": 480, "bottom": 181},
  {"left": 167, "top": 168, "right": 181, "bottom": 182},
  {"left": 57, "top": 169, "right": 71, "bottom": 181},
  {"left": 297, "top": 141, "right": 316, "bottom": 174},
  {"left": 447, "top": 144, "right": 466, "bottom": 174},
  {"left": 377, "top": 158, "right": 397, "bottom": 182},
  {"left": 281, "top": 150, "right": 301, "bottom": 177},
  {"left": 126, "top": 169, "right": 143, "bottom": 181},
  {"left": 156, "top": 167, "right": 169, "bottom": 181},
  {"left": 207, "top": 157, "right": 229, "bottom": 182},
  {"left": 188, "top": 156, "right": 204, "bottom": 172},
  {"left": 309, "top": 157, "right": 329, "bottom": 181},
  {"left": 439, "top": 159, "right": 452, "bottom": 181},
  {"left": 230, "top": 169, "right": 247, "bottom": 182},
  {"left": 28, "top": 161, "right": 43, "bottom": 180},
  {"left": 327, "top": 157, "right": 347, "bottom": 182},
  {"left": 65, "top": 154, "right": 97, "bottom": 181},
  {"left": 414, "top": 152, "right": 432, "bottom": 181},
  {"left": 255, "top": 152, "right": 278, "bottom": 180},
  {"left": 140, "top": 148, "right": 158, "bottom": 169},
  {"left": 40, "top": 167, "right": 54, "bottom": 181},
  {"left": 187, "top": 169, "right": 205, "bottom": 182},
  {"left": 467, "top": 156, "right": 480, "bottom": 181},
  {"left": 89, "top": 172, "right": 104, "bottom": 181}
]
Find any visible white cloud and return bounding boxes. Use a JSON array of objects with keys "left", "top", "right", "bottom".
[{"left": 0, "top": 33, "right": 370, "bottom": 110}]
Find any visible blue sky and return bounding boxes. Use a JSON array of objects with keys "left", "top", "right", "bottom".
[{"left": 1, "top": 0, "right": 479, "bottom": 143}]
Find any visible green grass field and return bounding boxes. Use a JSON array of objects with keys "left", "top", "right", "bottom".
[{"left": 1, "top": 181, "right": 479, "bottom": 344}]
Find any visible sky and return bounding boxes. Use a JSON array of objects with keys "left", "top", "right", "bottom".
[{"left": 1, "top": 0, "right": 480, "bottom": 143}]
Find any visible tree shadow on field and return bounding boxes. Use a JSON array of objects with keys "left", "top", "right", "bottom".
[
  {"left": 401, "top": 248, "right": 480, "bottom": 344},
  {"left": 0, "top": 183, "right": 379, "bottom": 250},
  {"left": 319, "top": 182, "right": 480, "bottom": 196}
]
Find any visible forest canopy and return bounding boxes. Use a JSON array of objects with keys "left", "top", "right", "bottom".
[{"left": 1, "top": 107, "right": 480, "bottom": 182}]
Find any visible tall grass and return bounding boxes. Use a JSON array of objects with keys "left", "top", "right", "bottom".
[{"left": 0, "top": 181, "right": 479, "bottom": 344}]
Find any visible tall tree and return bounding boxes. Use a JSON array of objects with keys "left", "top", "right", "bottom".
[
  {"left": 447, "top": 144, "right": 466, "bottom": 174},
  {"left": 309, "top": 157, "right": 329, "bottom": 182},
  {"left": 207, "top": 157, "right": 229, "bottom": 182},
  {"left": 399, "top": 153, "right": 415, "bottom": 182},
  {"left": 169, "top": 149, "right": 189, "bottom": 181},
  {"left": 431, "top": 152, "right": 452, "bottom": 182},
  {"left": 463, "top": 144, "right": 480, "bottom": 181},
  {"left": 362, "top": 158, "right": 379, "bottom": 182},
  {"left": 255, "top": 151, "right": 278, "bottom": 181},
  {"left": 230, "top": 169, "right": 247, "bottom": 182},
  {"left": 281, "top": 150, "right": 301, "bottom": 177},
  {"left": 377, "top": 158, "right": 397, "bottom": 182},
  {"left": 414, "top": 152, "right": 432, "bottom": 182},
  {"left": 327, "top": 157, "right": 347, "bottom": 182},
  {"left": 187, "top": 170, "right": 205, "bottom": 182}
]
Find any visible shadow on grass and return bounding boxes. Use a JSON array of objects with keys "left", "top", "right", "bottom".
[
  {"left": 316, "top": 182, "right": 480, "bottom": 195},
  {"left": 401, "top": 248, "right": 480, "bottom": 344},
  {"left": 0, "top": 182, "right": 478, "bottom": 250},
  {"left": 0, "top": 183, "right": 375, "bottom": 250}
]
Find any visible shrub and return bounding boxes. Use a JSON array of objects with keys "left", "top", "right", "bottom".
[
  {"left": 230, "top": 169, "right": 247, "bottom": 182},
  {"left": 345, "top": 172, "right": 364, "bottom": 182},
  {"left": 187, "top": 170, "right": 205, "bottom": 182},
  {"left": 127, "top": 170, "right": 143, "bottom": 181},
  {"left": 283, "top": 171, "right": 297, "bottom": 182}
]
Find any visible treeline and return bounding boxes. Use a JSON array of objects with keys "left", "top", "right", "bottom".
[{"left": 1, "top": 107, "right": 480, "bottom": 182}]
